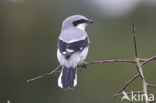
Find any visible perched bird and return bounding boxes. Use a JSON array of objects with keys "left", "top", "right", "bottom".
[{"left": 57, "top": 15, "right": 93, "bottom": 89}]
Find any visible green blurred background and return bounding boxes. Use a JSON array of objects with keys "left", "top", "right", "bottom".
[{"left": 1, "top": 0, "right": 156, "bottom": 103}]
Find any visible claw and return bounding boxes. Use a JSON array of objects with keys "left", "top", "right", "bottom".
[{"left": 81, "top": 61, "right": 88, "bottom": 68}]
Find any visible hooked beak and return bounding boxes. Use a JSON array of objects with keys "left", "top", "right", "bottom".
[{"left": 86, "top": 19, "right": 93, "bottom": 24}]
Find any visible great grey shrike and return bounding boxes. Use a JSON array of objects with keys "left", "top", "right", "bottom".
[{"left": 57, "top": 15, "right": 93, "bottom": 89}]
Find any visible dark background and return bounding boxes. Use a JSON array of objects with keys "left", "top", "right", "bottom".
[{"left": 0, "top": 0, "right": 156, "bottom": 103}]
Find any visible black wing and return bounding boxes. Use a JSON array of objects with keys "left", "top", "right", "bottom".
[{"left": 58, "top": 37, "right": 89, "bottom": 54}]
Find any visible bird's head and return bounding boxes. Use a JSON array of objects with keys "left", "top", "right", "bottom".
[{"left": 62, "top": 15, "right": 93, "bottom": 31}]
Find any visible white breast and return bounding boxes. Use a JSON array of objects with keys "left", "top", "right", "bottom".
[{"left": 77, "top": 23, "right": 87, "bottom": 30}]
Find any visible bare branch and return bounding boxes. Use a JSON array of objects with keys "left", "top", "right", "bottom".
[
  {"left": 135, "top": 54, "right": 149, "bottom": 103},
  {"left": 83, "top": 59, "right": 136, "bottom": 66},
  {"left": 147, "top": 84, "right": 156, "bottom": 88},
  {"left": 112, "top": 73, "right": 140, "bottom": 100},
  {"left": 131, "top": 22, "right": 149, "bottom": 103},
  {"left": 26, "top": 56, "right": 156, "bottom": 83},
  {"left": 112, "top": 22, "right": 156, "bottom": 103},
  {"left": 141, "top": 56, "right": 156, "bottom": 66},
  {"left": 131, "top": 21, "right": 138, "bottom": 58},
  {"left": 26, "top": 65, "right": 61, "bottom": 83},
  {"left": 131, "top": 21, "right": 144, "bottom": 79},
  {"left": 135, "top": 64, "right": 144, "bottom": 79},
  {"left": 26, "top": 59, "right": 137, "bottom": 83}
]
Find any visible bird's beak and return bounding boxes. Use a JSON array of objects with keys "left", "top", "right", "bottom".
[{"left": 86, "top": 19, "right": 93, "bottom": 24}]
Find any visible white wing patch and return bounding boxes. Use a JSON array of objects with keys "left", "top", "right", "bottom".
[
  {"left": 66, "top": 49, "right": 74, "bottom": 53},
  {"left": 80, "top": 47, "right": 83, "bottom": 50}
]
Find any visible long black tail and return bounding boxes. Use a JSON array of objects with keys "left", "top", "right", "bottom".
[{"left": 58, "top": 66, "right": 77, "bottom": 89}]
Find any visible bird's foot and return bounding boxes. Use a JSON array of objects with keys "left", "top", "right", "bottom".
[
  {"left": 52, "top": 70, "right": 60, "bottom": 78},
  {"left": 80, "top": 61, "right": 88, "bottom": 69}
]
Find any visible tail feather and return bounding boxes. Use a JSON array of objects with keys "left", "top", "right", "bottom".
[{"left": 58, "top": 66, "right": 77, "bottom": 89}]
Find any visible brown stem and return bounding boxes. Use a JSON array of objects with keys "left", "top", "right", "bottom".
[
  {"left": 141, "top": 56, "right": 156, "bottom": 66},
  {"left": 112, "top": 73, "right": 140, "bottom": 100},
  {"left": 147, "top": 84, "right": 156, "bottom": 88},
  {"left": 26, "top": 56, "right": 156, "bottom": 83},
  {"left": 132, "top": 21, "right": 138, "bottom": 58},
  {"left": 84, "top": 59, "right": 136, "bottom": 66},
  {"left": 26, "top": 65, "right": 61, "bottom": 83}
]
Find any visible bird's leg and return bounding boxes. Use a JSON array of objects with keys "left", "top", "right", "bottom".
[
  {"left": 79, "top": 61, "right": 88, "bottom": 69},
  {"left": 51, "top": 65, "right": 61, "bottom": 78},
  {"left": 79, "top": 61, "right": 88, "bottom": 72}
]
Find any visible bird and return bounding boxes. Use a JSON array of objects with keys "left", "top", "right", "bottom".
[{"left": 57, "top": 15, "right": 93, "bottom": 89}]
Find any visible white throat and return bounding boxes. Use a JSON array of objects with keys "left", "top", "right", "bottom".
[{"left": 77, "top": 23, "right": 87, "bottom": 30}]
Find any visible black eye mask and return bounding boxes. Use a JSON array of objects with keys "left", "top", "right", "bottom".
[{"left": 73, "top": 19, "right": 89, "bottom": 26}]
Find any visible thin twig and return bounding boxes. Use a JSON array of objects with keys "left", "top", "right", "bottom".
[
  {"left": 132, "top": 21, "right": 138, "bottom": 58},
  {"left": 113, "top": 91, "right": 143, "bottom": 98},
  {"left": 135, "top": 51, "right": 149, "bottom": 103},
  {"left": 147, "top": 84, "right": 156, "bottom": 88},
  {"left": 112, "top": 22, "right": 156, "bottom": 103},
  {"left": 112, "top": 73, "right": 140, "bottom": 100},
  {"left": 135, "top": 64, "right": 144, "bottom": 79},
  {"left": 141, "top": 56, "right": 156, "bottom": 66},
  {"left": 26, "top": 65, "right": 61, "bottom": 83},
  {"left": 84, "top": 59, "right": 136, "bottom": 66},
  {"left": 26, "top": 59, "right": 137, "bottom": 83},
  {"left": 26, "top": 56, "right": 156, "bottom": 83},
  {"left": 131, "top": 21, "right": 144, "bottom": 79}
]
